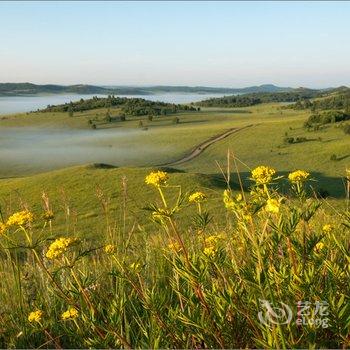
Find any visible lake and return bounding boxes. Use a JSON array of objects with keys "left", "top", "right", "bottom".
[{"left": 0, "top": 93, "right": 228, "bottom": 115}]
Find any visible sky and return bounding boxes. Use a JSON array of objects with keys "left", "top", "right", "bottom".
[{"left": 1, "top": 1, "right": 350, "bottom": 88}]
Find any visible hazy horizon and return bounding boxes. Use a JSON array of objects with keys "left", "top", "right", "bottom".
[
  {"left": 1, "top": 1, "right": 350, "bottom": 88},
  {"left": 1, "top": 82, "right": 347, "bottom": 90}
]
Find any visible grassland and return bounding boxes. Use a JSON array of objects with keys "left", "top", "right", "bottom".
[
  {"left": 0, "top": 101, "right": 349, "bottom": 348},
  {"left": 0, "top": 102, "right": 349, "bottom": 223},
  {"left": 0, "top": 166, "right": 349, "bottom": 348},
  {"left": 1, "top": 102, "right": 348, "bottom": 195}
]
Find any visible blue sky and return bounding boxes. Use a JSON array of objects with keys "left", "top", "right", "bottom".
[{"left": 1, "top": 1, "right": 349, "bottom": 88}]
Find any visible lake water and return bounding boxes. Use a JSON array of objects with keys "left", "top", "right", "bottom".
[{"left": 0, "top": 93, "right": 228, "bottom": 115}]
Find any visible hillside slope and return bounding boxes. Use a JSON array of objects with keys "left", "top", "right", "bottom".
[{"left": 0, "top": 165, "right": 229, "bottom": 239}]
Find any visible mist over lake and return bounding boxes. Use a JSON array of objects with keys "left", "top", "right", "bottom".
[
  {"left": 0, "top": 127, "right": 173, "bottom": 176},
  {"left": 0, "top": 93, "right": 227, "bottom": 115}
]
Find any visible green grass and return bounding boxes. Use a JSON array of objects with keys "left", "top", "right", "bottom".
[
  {"left": 0, "top": 103, "right": 349, "bottom": 348},
  {"left": 179, "top": 116, "right": 349, "bottom": 196},
  {"left": 0, "top": 102, "right": 348, "bottom": 211},
  {"left": 0, "top": 165, "right": 229, "bottom": 241},
  {"left": 0, "top": 169, "right": 349, "bottom": 348}
]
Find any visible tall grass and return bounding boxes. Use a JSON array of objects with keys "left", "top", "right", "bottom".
[{"left": 0, "top": 163, "right": 349, "bottom": 349}]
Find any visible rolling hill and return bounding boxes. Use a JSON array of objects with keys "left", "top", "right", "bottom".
[{"left": 0, "top": 82, "right": 294, "bottom": 96}]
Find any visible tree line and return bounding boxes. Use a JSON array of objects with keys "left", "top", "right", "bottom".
[
  {"left": 197, "top": 88, "right": 322, "bottom": 108},
  {"left": 40, "top": 95, "right": 197, "bottom": 116}
]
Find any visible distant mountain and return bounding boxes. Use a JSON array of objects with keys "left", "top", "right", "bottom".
[
  {"left": 104, "top": 84, "right": 293, "bottom": 94},
  {"left": 235, "top": 84, "right": 293, "bottom": 94},
  {"left": 0, "top": 83, "right": 294, "bottom": 97},
  {"left": 0, "top": 83, "right": 150, "bottom": 96}
]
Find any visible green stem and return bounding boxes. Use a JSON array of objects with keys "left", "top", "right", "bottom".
[{"left": 157, "top": 186, "right": 168, "bottom": 208}]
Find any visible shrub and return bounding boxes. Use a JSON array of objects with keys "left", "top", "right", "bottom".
[
  {"left": 283, "top": 137, "right": 294, "bottom": 144},
  {"left": 306, "top": 111, "right": 350, "bottom": 127},
  {"left": 295, "top": 137, "right": 307, "bottom": 143}
]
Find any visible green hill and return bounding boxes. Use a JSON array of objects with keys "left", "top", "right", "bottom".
[{"left": 0, "top": 165, "right": 229, "bottom": 241}]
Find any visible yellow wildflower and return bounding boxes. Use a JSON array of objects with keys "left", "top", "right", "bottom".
[
  {"left": 167, "top": 241, "right": 182, "bottom": 253},
  {"left": 61, "top": 307, "right": 78, "bottom": 320},
  {"left": 315, "top": 242, "right": 325, "bottom": 252},
  {"left": 288, "top": 170, "right": 310, "bottom": 183},
  {"left": 205, "top": 234, "right": 224, "bottom": 245},
  {"left": 203, "top": 245, "right": 217, "bottom": 257},
  {"left": 223, "top": 189, "right": 235, "bottom": 210},
  {"left": 0, "top": 222, "right": 6, "bottom": 235},
  {"left": 188, "top": 191, "right": 207, "bottom": 203},
  {"left": 28, "top": 310, "right": 43, "bottom": 323},
  {"left": 104, "top": 244, "right": 116, "bottom": 254},
  {"left": 145, "top": 171, "right": 168, "bottom": 187},
  {"left": 6, "top": 210, "right": 34, "bottom": 227},
  {"left": 265, "top": 198, "right": 280, "bottom": 214},
  {"left": 322, "top": 224, "right": 334, "bottom": 234},
  {"left": 45, "top": 237, "right": 77, "bottom": 260},
  {"left": 251, "top": 166, "right": 276, "bottom": 185},
  {"left": 203, "top": 234, "right": 223, "bottom": 257},
  {"left": 236, "top": 193, "right": 243, "bottom": 202}
]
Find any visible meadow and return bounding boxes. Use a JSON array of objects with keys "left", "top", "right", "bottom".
[{"left": 0, "top": 101, "right": 349, "bottom": 348}]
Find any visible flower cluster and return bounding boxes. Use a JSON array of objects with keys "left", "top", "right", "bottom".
[
  {"left": 251, "top": 166, "right": 276, "bottom": 185},
  {"left": 145, "top": 171, "right": 168, "bottom": 187},
  {"left": 223, "top": 190, "right": 244, "bottom": 211},
  {"left": 28, "top": 310, "right": 43, "bottom": 323},
  {"left": 167, "top": 241, "right": 182, "bottom": 253},
  {"left": 223, "top": 190, "right": 252, "bottom": 221},
  {"left": 104, "top": 244, "right": 116, "bottom": 254},
  {"left": 203, "top": 234, "right": 223, "bottom": 257},
  {"left": 188, "top": 191, "right": 207, "bottom": 203},
  {"left": 6, "top": 210, "right": 34, "bottom": 227},
  {"left": 322, "top": 224, "right": 334, "bottom": 234},
  {"left": 45, "top": 237, "right": 77, "bottom": 260},
  {"left": 61, "top": 307, "right": 78, "bottom": 320},
  {"left": 288, "top": 170, "right": 310, "bottom": 183},
  {"left": 0, "top": 222, "right": 6, "bottom": 235},
  {"left": 265, "top": 198, "right": 280, "bottom": 214},
  {"left": 315, "top": 241, "right": 325, "bottom": 252}
]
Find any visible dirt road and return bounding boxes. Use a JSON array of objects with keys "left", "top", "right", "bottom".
[{"left": 161, "top": 124, "right": 253, "bottom": 167}]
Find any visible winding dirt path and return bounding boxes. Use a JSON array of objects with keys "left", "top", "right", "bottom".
[{"left": 161, "top": 124, "right": 254, "bottom": 167}]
